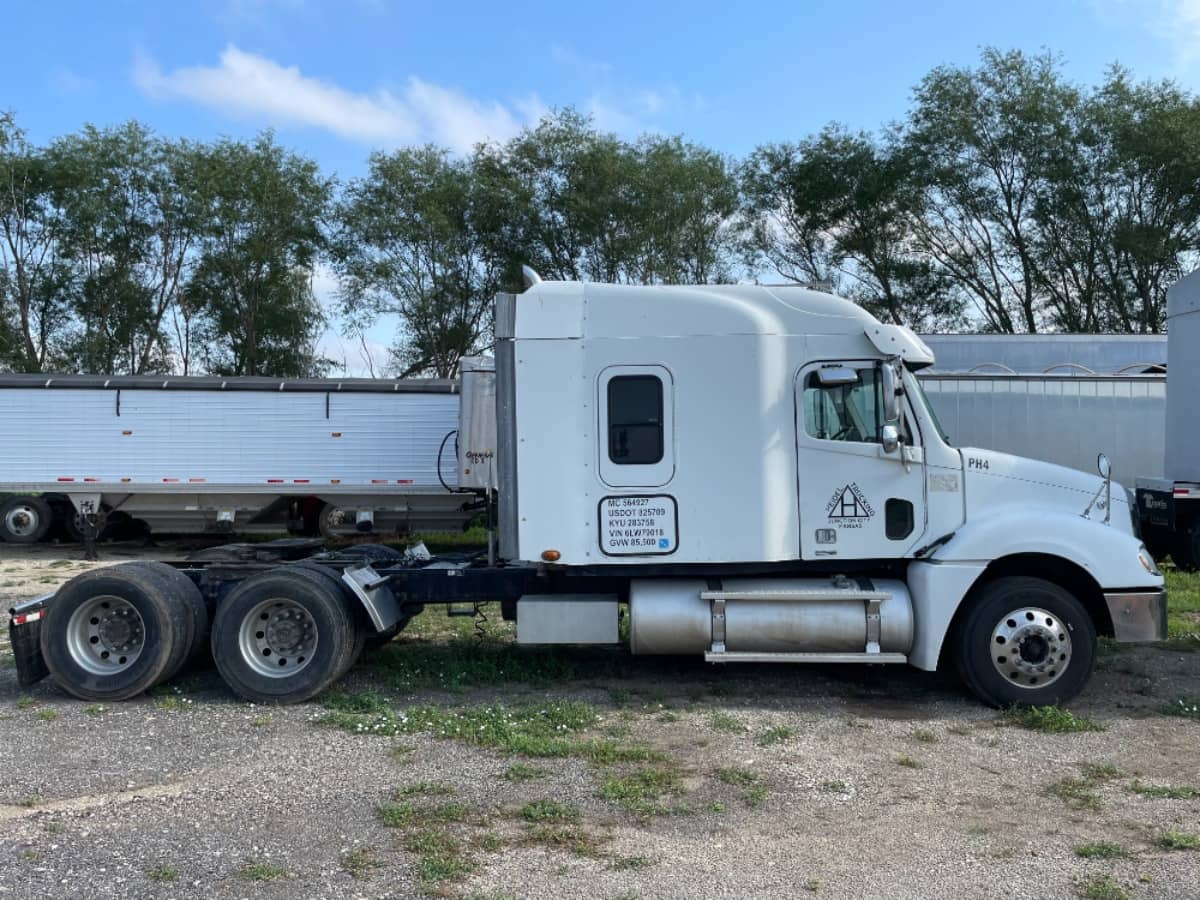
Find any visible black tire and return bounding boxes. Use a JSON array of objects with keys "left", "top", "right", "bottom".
[
  {"left": 318, "top": 504, "right": 352, "bottom": 540},
  {"left": 364, "top": 618, "right": 411, "bottom": 650},
  {"left": 289, "top": 561, "right": 366, "bottom": 673},
  {"left": 135, "top": 561, "right": 211, "bottom": 673},
  {"left": 1170, "top": 519, "right": 1200, "bottom": 572},
  {"left": 40, "top": 565, "right": 187, "bottom": 701},
  {"left": 953, "top": 576, "right": 1096, "bottom": 708},
  {"left": 211, "top": 568, "right": 357, "bottom": 704},
  {"left": 53, "top": 503, "right": 88, "bottom": 543},
  {"left": 0, "top": 496, "right": 53, "bottom": 543},
  {"left": 337, "top": 543, "right": 403, "bottom": 562}
]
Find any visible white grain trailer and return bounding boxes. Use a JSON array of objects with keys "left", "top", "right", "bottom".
[{"left": 0, "top": 372, "right": 483, "bottom": 543}]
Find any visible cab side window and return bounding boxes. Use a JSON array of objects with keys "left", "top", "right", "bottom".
[
  {"left": 607, "top": 375, "right": 664, "bottom": 465},
  {"left": 803, "top": 367, "right": 882, "bottom": 443}
]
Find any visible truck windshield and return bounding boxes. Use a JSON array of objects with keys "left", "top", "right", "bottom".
[{"left": 909, "top": 373, "right": 951, "bottom": 445}]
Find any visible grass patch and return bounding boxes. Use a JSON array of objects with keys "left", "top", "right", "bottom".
[
  {"left": 1165, "top": 568, "right": 1200, "bottom": 640},
  {"left": 1074, "top": 841, "right": 1128, "bottom": 859},
  {"left": 17, "top": 795, "right": 39, "bottom": 808},
  {"left": 1162, "top": 696, "right": 1200, "bottom": 720},
  {"left": 239, "top": 859, "right": 288, "bottom": 882},
  {"left": 37, "top": 708, "right": 59, "bottom": 721},
  {"left": 759, "top": 725, "right": 795, "bottom": 746},
  {"left": 404, "top": 829, "right": 476, "bottom": 890},
  {"left": 504, "top": 763, "right": 548, "bottom": 782},
  {"left": 1156, "top": 830, "right": 1200, "bottom": 850},
  {"left": 1077, "top": 762, "right": 1121, "bottom": 782},
  {"left": 610, "top": 855, "right": 654, "bottom": 871},
  {"left": 154, "top": 695, "right": 193, "bottom": 712},
  {"left": 396, "top": 781, "right": 456, "bottom": 797},
  {"left": 520, "top": 825, "right": 606, "bottom": 858},
  {"left": 1129, "top": 781, "right": 1200, "bottom": 800},
  {"left": 145, "top": 864, "right": 178, "bottom": 882},
  {"left": 1075, "top": 874, "right": 1131, "bottom": 900},
  {"left": 16, "top": 696, "right": 36, "bottom": 710},
  {"left": 742, "top": 785, "right": 767, "bottom": 808},
  {"left": 1047, "top": 777, "right": 1102, "bottom": 811},
  {"left": 340, "top": 847, "right": 383, "bottom": 879},
  {"left": 519, "top": 799, "right": 580, "bottom": 824},
  {"left": 912, "top": 728, "right": 938, "bottom": 744},
  {"left": 377, "top": 798, "right": 470, "bottom": 828},
  {"left": 83, "top": 705, "right": 104, "bottom": 717},
  {"left": 1000, "top": 706, "right": 1103, "bottom": 734},
  {"left": 708, "top": 711, "right": 745, "bottom": 733},
  {"left": 820, "top": 780, "right": 849, "bottom": 794},
  {"left": 896, "top": 754, "right": 925, "bottom": 769},
  {"left": 250, "top": 715, "right": 272, "bottom": 728},
  {"left": 714, "top": 766, "right": 758, "bottom": 787},
  {"left": 600, "top": 767, "right": 685, "bottom": 816},
  {"left": 43, "top": 821, "right": 64, "bottom": 835},
  {"left": 390, "top": 743, "right": 416, "bottom": 762}
]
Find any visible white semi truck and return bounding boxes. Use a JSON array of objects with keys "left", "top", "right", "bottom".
[
  {"left": 8, "top": 275, "right": 1167, "bottom": 708},
  {"left": 0, "top": 371, "right": 488, "bottom": 544},
  {"left": 1136, "top": 270, "right": 1200, "bottom": 569}
]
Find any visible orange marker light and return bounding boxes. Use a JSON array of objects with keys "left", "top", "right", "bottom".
[{"left": 541, "top": 549, "right": 561, "bottom": 562}]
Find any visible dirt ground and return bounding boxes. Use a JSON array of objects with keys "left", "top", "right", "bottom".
[{"left": 1, "top": 540, "right": 1198, "bottom": 900}]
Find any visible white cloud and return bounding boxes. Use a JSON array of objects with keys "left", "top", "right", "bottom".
[
  {"left": 134, "top": 45, "right": 536, "bottom": 153},
  {"left": 1092, "top": 0, "right": 1200, "bottom": 73}
]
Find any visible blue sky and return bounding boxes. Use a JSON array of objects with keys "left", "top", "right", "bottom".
[{"left": 3, "top": 0, "right": 1198, "bottom": 372}]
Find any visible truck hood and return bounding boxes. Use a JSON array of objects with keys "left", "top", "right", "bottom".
[{"left": 960, "top": 447, "right": 1133, "bottom": 535}]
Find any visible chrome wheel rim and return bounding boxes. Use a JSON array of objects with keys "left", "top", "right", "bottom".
[
  {"left": 238, "top": 598, "right": 318, "bottom": 678},
  {"left": 4, "top": 503, "right": 42, "bottom": 538},
  {"left": 66, "top": 595, "right": 146, "bottom": 675},
  {"left": 991, "top": 606, "right": 1072, "bottom": 689}
]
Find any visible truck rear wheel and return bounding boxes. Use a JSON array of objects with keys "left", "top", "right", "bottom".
[
  {"left": 136, "top": 562, "right": 211, "bottom": 672},
  {"left": 288, "top": 561, "right": 366, "bottom": 673},
  {"left": 953, "top": 576, "right": 1096, "bottom": 708},
  {"left": 0, "top": 496, "right": 52, "bottom": 543},
  {"left": 211, "top": 568, "right": 356, "bottom": 704},
  {"left": 40, "top": 565, "right": 187, "bottom": 701}
]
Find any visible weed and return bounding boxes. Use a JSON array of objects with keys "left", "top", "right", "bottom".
[
  {"left": 504, "top": 763, "right": 548, "bottom": 782},
  {"left": 1078, "top": 763, "right": 1121, "bottom": 782},
  {"left": 1129, "top": 781, "right": 1200, "bottom": 800},
  {"left": 396, "top": 781, "right": 456, "bottom": 797},
  {"left": 37, "top": 708, "right": 58, "bottom": 721},
  {"left": 743, "top": 786, "right": 767, "bottom": 808},
  {"left": 708, "top": 711, "right": 745, "bottom": 733},
  {"left": 404, "top": 829, "right": 476, "bottom": 890},
  {"left": 1047, "top": 778, "right": 1102, "bottom": 811},
  {"left": 1162, "top": 697, "right": 1200, "bottom": 720},
  {"left": 84, "top": 705, "right": 104, "bottom": 716},
  {"left": 519, "top": 799, "right": 580, "bottom": 824},
  {"left": 1156, "top": 830, "right": 1200, "bottom": 850},
  {"left": 520, "top": 825, "right": 606, "bottom": 858},
  {"left": 1074, "top": 874, "right": 1130, "bottom": 900},
  {"left": 708, "top": 801, "right": 726, "bottom": 812},
  {"left": 611, "top": 855, "right": 654, "bottom": 871},
  {"left": 17, "top": 795, "right": 39, "bottom": 808},
  {"left": 804, "top": 878, "right": 822, "bottom": 892},
  {"left": 821, "top": 780, "right": 849, "bottom": 794},
  {"left": 19, "top": 850, "right": 40, "bottom": 862},
  {"left": 714, "top": 766, "right": 758, "bottom": 787},
  {"left": 16, "top": 696, "right": 36, "bottom": 709},
  {"left": 912, "top": 728, "right": 938, "bottom": 744},
  {"left": 390, "top": 743, "right": 416, "bottom": 762},
  {"left": 43, "top": 821, "right": 64, "bottom": 835},
  {"left": 1074, "top": 842, "right": 1127, "bottom": 859},
  {"left": 473, "top": 832, "right": 505, "bottom": 853},
  {"left": 1000, "top": 706, "right": 1103, "bottom": 734},
  {"left": 759, "top": 725, "right": 795, "bottom": 746},
  {"left": 239, "top": 859, "right": 288, "bottom": 882},
  {"left": 250, "top": 715, "right": 272, "bottom": 728},
  {"left": 601, "top": 767, "right": 684, "bottom": 816},
  {"left": 155, "top": 695, "right": 193, "bottom": 712},
  {"left": 340, "top": 847, "right": 383, "bottom": 879},
  {"left": 896, "top": 754, "right": 925, "bottom": 769},
  {"left": 146, "top": 864, "right": 178, "bottom": 882}
]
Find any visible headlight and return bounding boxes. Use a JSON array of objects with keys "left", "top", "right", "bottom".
[{"left": 1138, "top": 544, "right": 1161, "bottom": 576}]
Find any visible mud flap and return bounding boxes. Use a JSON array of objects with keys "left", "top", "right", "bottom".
[{"left": 9, "top": 604, "right": 50, "bottom": 687}]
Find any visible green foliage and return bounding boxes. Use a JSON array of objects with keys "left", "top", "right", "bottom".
[
  {"left": 759, "top": 725, "right": 795, "bottom": 746},
  {"left": 714, "top": 767, "right": 758, "bottom": 787},
  {"left": 600, "top": 766, "right": 685, "bottom": 816},
  {"left": 1047, "top": 777, "right": 1103, "bottom": 811},
  {"left": 1074, "top": 842, "right": 1127, "bottom": 859},
  {"left": 1074, "top": 874, "right": 1131, "bottom": 900},
  {"left": 238, "top": 859, "right": 288, "bottom": 882},
  {"left": 1129, "top": 781, "right": 1200, "bottom": 799},
  {"left": 518, "top": 799, "right": 580, "bottom": 824},
  {"left": 1000, "top": 706, "right": 1103, "bottom": 733},
  {"left": 1156, "top": 830, "right": 1200, "bottom": 850}
]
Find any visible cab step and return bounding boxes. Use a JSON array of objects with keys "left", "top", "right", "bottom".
[{"left": 704, "top": 651, "right": 908, "bottom": 664}]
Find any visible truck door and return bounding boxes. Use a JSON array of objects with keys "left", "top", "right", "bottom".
[{"left": 795, "top": 361, "right": 927, "bottom": 560}]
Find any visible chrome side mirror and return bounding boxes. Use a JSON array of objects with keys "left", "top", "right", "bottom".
[
  {"left": 881, "top": 424, "right": 900, "bottom": 454},
  {"left": 881, "top": 361, "right": 903, "bottom": 422},
  {"left": 1097, "top": 453, "right": 1111, "bottom": 479},
  {"left": 816, "top": 366, "right": 859, "bottom": 387}
]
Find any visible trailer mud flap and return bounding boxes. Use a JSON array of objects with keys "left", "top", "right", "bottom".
[{"left": 9, "top": 610, "right": 49, "bottom": 688}]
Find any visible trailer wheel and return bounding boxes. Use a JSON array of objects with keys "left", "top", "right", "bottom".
[
  {"left": 0, "top": 496, "right": 53, "bottom": 543},
  {"left": 338, "top": 543, "right": 403, "bottom": 562},
  {"left": 40, "top": 565, "right": 187, "bottom": 701},
  {"left": 1171, "top": 520, "right": 1200, "bottom": 572},
  {"left": 135, "top": 562, "right": 211, "bottom": 672},
  {"left": 953, "top": 576, "right": 1096, "bottom": 708},
  {"left": 318, "top": 504, "right": 352, "bottom": 540},
  {"left": 211, "top": 568, "right": 356, "bottom": 704}
]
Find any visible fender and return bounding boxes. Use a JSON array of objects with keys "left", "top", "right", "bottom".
[{"left": 904, "top": 508, "right": 1161, "bottom": 672}]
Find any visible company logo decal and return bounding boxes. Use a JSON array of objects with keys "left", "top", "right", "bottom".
[{"left": 825, "top": 483, "right": 875, "bottom": 529}]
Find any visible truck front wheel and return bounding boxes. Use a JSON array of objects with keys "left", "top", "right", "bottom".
[
  {"left": 211, "top": 568, "right": 357, "bottom": 704},
  {"left": 953, "top": 576, "right": 1096, "bottom": 708}
]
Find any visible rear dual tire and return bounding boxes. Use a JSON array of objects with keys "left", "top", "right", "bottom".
[{"left": 0, "top": 496, "right": 52, "bottom": 544}]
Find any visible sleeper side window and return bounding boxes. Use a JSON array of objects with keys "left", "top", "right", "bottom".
[{"left": 607, "top": 375, "right": 663, "bottom": 465}]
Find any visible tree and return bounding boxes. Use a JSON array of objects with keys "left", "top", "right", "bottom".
[
  {"left": 742, "top": 125, "right": 961, "bottom": 329},
  {"left": 332, "top": 146, "right": 498, "bottom": 378},
  {"left": 0, "top": 113, "right": 72, "bottom": 371},
  {"left": 906, "top": 49, "right": 1079, "bottom": 333},
  {"left": 187, "top": 133, "right": 331, "bottom": 377}
]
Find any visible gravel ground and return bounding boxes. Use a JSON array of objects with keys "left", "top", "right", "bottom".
[{"left": 1, "top": 541, "right": 1199, "bottom": 900}]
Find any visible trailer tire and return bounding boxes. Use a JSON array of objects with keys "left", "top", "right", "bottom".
[
  {"left": 318, "top": 504, "right": 352, "bottom": 540},
  {"left": 211, "top": 568, "right": 356, "bottom": 704},
  {"left": 953, "top": 576, "right": 1096, "bottom": 708},
  {"left": 40, "top": 565, "right": 187, "bottom": 701},
  {"left": 338, "top": 543, "right": 403, "bottom": 562},
  {"left": 135, "top": 562, "right": 211, "bottom": 672},
  {"left": 0, "top": 496, "right": 53, "bottom": 543},
  {"left": 288, "top": 561, "right": 366, "bottom": 672},
  {"left": 1170, "top": 520, "right": 1200, "bottom": 572}
]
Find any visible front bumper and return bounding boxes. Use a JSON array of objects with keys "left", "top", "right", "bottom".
[{"left": 1104, "top": 589, "right": 1168, "bottom": 642}]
